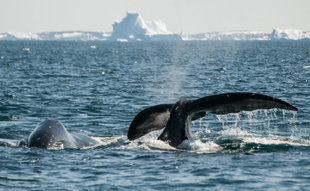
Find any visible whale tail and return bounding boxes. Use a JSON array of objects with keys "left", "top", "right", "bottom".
[
  {"left": 127, "top": 104, "right": 173, "bottom": 140},
  {"left": 189, "top": 93, "right": 298, "bottom": 115},
  {"left": 127, "top": 93, "right": 298, "bottom": 146}
]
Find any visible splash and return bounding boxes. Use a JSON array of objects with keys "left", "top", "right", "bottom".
[
  {"left": 0, "top": 138, "right": 19, "bottom": 147},
  {"left": 122, "top": 127, "right": 222, "bottom": 153},
  {"left": 84, "top": 136, "right": 127, "bottom": 149},
  {"left": 122, "top": 132, "right": 177, "bottom": 152},
  {"left": 123, "top": 109, "right": 302, "bottom": 153},
  {"left": 242, "top": 134, "right": 310, "bottom": 147},
  {"left": 48, "top": 136, "right": 126, "bottom": 150},
  {"left": 211, "top": 110, "right": 306, "bottom": 150},
  {"left": 124, "top": 133, "right": 222, "bottom": 154},
  {"left": 215, "top": 109, "right": 298, "bottom": 131},
  {"left": 177, "top": 139, "right": 222, "bottom": 153}
]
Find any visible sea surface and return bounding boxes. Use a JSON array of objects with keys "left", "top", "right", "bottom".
[{"left": 0, "top": 41, "right": 310, "bottom": 190}]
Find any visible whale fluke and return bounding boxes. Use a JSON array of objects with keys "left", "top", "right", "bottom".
[
  {"left": 190, "top": 93, "right": 298, "bottom": 115},
  {"left": 128, "top": 93, "right": 298, "bottom": 148},
  {"left": 127, "top": 104, "right": 172, "bottom": 140}
]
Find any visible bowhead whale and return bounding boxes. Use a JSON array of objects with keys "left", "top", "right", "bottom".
[
  {"left": 127, "top": 93, "right": 298, "bottom": 148},
  {"left": 17, "top": 119, "right": 98, "bottom": 149}
]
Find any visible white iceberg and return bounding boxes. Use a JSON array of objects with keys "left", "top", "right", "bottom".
[
  {"left": 108, "top": 12, "right": 182, "bottom": 41},
  {"left": 183, "top": 31, "right": 270, "bottom": 41},
  {"left": 0, "top": 12, "right": 309, "bottom": 41},
  {"left": 0, "top": 31, "right": 109, "bottom": 41},
  {"left": 0, "top": 33, "right": 8, "bottom": 39},
  {"left": 271, "top": 28, "right": 310, "bottom": 40},
  {"left": 182, "top": 29, "right": 310, "bottom": 41}
]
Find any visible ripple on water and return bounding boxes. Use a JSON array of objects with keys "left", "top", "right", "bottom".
[{"left": 0, "top": 41, "right": 309, "bottom": 190}]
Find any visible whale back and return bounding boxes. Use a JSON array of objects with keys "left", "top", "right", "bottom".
[{"left": 27, "top": 119, "right": 77, "bottom": 148}]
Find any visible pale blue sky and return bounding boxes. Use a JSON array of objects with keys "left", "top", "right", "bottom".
[{"left": 0, "top": 0, "right": 309, "bottom": 34}]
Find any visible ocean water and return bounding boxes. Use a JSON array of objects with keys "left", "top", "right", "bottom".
[{"left": 0, "top": 41, "right": 310, "bottom": 190}]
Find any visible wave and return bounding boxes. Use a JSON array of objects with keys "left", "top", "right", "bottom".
[
  {"left": 1, "top": 110, "right": 306, "bottom": 153},
  {"left": 1, "top": 129, "right": 308, "bottom": 153},
  {"left": 120, "top": 127, "right": 310, "bottom": 154},
  {"left": 0, "top": 138, "right": 19, "bottom": 147}
]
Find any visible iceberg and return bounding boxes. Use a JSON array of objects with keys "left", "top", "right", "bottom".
[
  {"left": 0, "top": 31, "right": 109, "bottom": 41},
  {"left": 0, "top": 33, "right": 33, "bottom": 40},
  {"left": 271, "top": 28, "right": 310, "bottom": 40},
  {"left": 0, "top": 12, "right": 309, "bottom": 41},
  {"left": 108, "top": 12, "right": 182, "bottom": 41},
  {"left": 183, "top": 31, "right": 271, "bottom": 41},
  {"left": 182, "top": 29, "right": 310, "bottom": 41},
  {"left": 1, "top": 29, "right": 309, "bottom": 41}
]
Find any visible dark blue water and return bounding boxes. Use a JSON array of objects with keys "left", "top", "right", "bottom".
[{"left": 0, "top": 41, "right": 310, "bottom": 190}]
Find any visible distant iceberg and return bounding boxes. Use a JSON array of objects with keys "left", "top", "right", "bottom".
[
  {"left": 0, "top": 12, "right": 309, "bottom": 41},
  {"left": 0, "top": 31, "right": 109, "bottom": 41},
  {"left": 183, "top": 31, "right": 271, "bottom": 41},
  {"left": 271, "top": 28, "right": 310, "bottom": 40},
  {"left": 108, "top": 12, "right": 182, "bottom": 41},
  {"left": 183, "top": 29, "right": 310, "bottom": 41}
]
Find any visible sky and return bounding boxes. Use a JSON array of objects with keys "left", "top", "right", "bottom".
[{"left": 0, "top": 0, "right": 309, "bottom": 34}]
